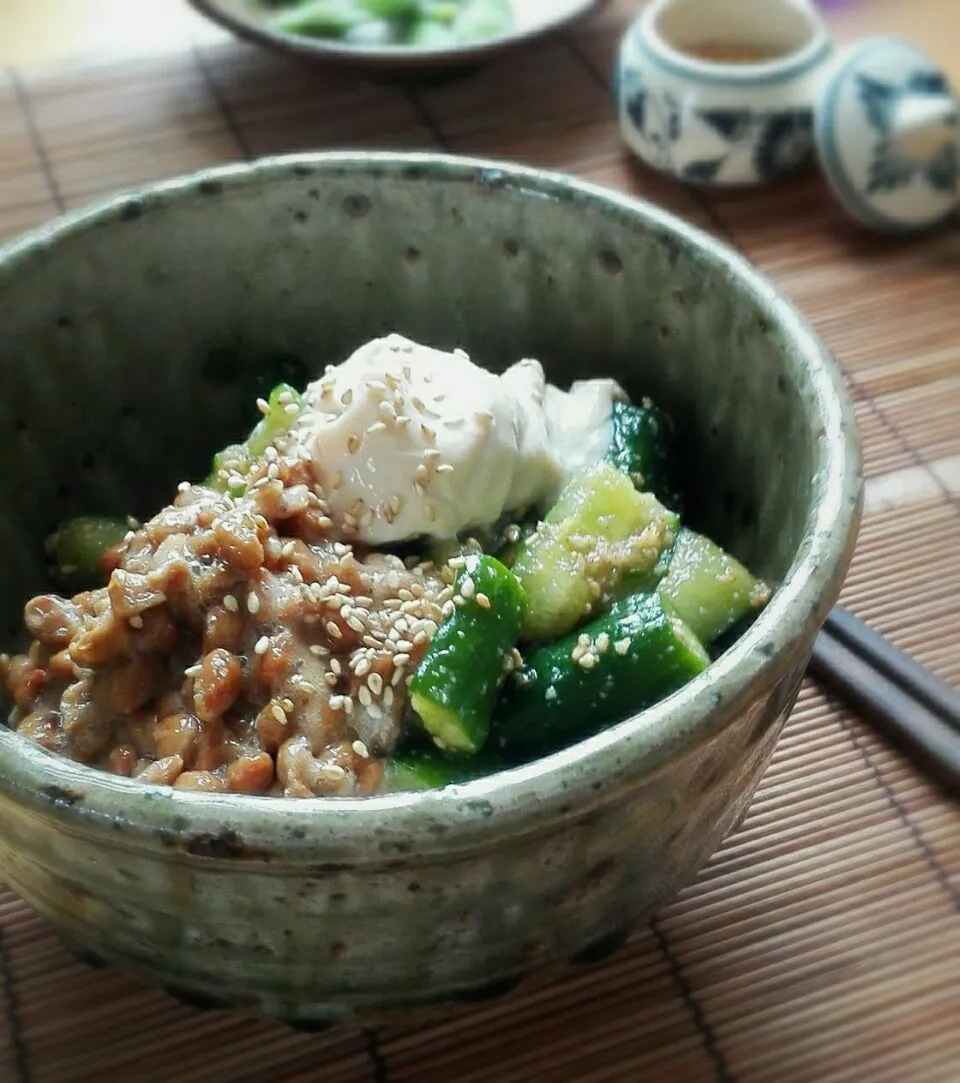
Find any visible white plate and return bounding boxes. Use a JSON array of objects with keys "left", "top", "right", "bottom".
[{"left": 189, "top": 0, "right": 606, "bottom": 71}]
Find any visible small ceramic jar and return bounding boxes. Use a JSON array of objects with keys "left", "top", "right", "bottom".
[{"left": 615, "top": 0, "right": 835, "bottom": 186}]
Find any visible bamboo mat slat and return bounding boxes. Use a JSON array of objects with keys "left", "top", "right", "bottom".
[{"left": 0, "top": 1, "right": 959, "bottom": 1079}]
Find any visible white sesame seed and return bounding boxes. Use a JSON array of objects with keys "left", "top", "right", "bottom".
[
  {"left": 341, "top": 388, "right": 354, "bottom": 406},
  {"left": 309, "top": 644, "right": 328, "bottom": 657},
  {"left": 256, "top": 397, "right": 270, "bottom": 415},
  {"left": 326, "top": 621, "right": 343, "bottom": 640},
  {"left": 277, "top": 390, "right": 293, "bottom": 405},
  {"left": 545, "top": 686, "right": 558, "bottom": 702},
  {"left": 460, "top": 577, "right": 476, "bottom": 599},
  {"left": 476, "top": 592, "right": 491, "bottom": 610},
  {"left": 347, "top": 615, "right": 366, "bottom": 633},
  {"left": 247, "top": 592, "right": 261, "bottom": 615},
  {"left": 596, "top": 633, "right": 611, "bottom": 654},
  {"left": 255, "top": 636, "right": 270, "bottom": 655},
  {"left": 284, "top": 402, "right": 300, "bottom": 416},
  {"left": 352, "top": 739, "right": 370, "bottom": 759},
  {"left": 129, "top": 615, "right": 144, "bottom": 629},
  {"left": 614, "top": 638, "right": 631, "bottom": 656},
  {"left": 378, "top": 400, "right": 396, "bottom": 420},
  {"left": 281, "top": 540, "right": 296, "bottom": 559},
  {"left": 343, "top": 697, "right": 354, "bottom": 715},
  {"left": 355, "top": 657, "right": 371, "bottom": 677},
  {"left": 329, "top": 695, "right": 345, "bottom": 711},
  {"left": 271, "top": 703, "right": 287, "bottom": 723},
  {"left": 392, "top": 667, "right": 406, "bottom": 687},
  {"left": 330, "top": 657, "right": 342, "bottom": 676},
  {"left": 184, "top": 664, "right": 202, "bottom": 678},
  {"left": 367, "top": 421, "right": 387, "bottom": 436},
  {"left": 441, "top": 600, "right": 455, "bottom": 618},
  {"left": 421, "top": 424, "right": 436, "bottom": 444},
  {"left": 324, "top": 671, "right": 338, "bottom": 687},
  {"left": 282, "top": 698, "right": 294, "bottom": 712},
  {"left": 367, "top": 703, "right": 383, "bottom": 719},
  {"left": 396, "top": 415, "right": 411, "bottom": 426},
  {"left": 223, "top": 594, "right": 239, "bottom": 613},
  {"left": 368, "top": 672, "right": 383, "bottom": 695},
  {"left": 436, "top": 463, "right": 454, "bottom": 474},
  {"left": 358, "top": 685, "right": 372, "bottom": 707},
  {"left": 123, "top": 531, "right": 136, "bottom": 543},
  {"left": 318, "top": 764, "right": 347, "bottom": 783},
  {"left": 177, "top": 481, "right": 191, "bottom": 493},
  {"left": 578, "top": 653, "right": 597, "bottom": 670},
  {"left": 423, "top": 448, "right": 441, "bottom": 462},
  {"left": 396, "top": 639, "right": 414, "bottom": 652},
  {"left": 393, "top": 652, "right": 411, "bottom": 667}
]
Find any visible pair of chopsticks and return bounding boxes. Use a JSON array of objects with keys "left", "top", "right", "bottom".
[{"left": 808, "top": 606, "right": 960, "bottom": 792}]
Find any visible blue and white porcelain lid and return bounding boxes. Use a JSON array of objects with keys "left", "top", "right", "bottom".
[{"left": 815, "top": 36, "right": 960, "bottom": 233}]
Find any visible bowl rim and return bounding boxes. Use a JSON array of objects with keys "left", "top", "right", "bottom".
[
  {"left": 186, "top": 0, "right": 606, "bottom": 70},
  {"left": 0, "top": 151, "right": 863, "bottom": 860}
]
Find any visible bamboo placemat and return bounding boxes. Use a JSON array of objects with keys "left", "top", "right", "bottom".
[{"left": 1, "top": 2, "right": 959, "bottom": 1080}]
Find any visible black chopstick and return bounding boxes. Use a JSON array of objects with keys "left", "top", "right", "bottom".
[
  {"left": 808, "top": 616, "right": 960, "bottom": 792},
  {"left": 824, "top": 606, "right": 960, "bottom": 733}
]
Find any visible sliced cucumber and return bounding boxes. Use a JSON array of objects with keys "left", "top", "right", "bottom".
[
  {"left": 492, "top": 591, "right": 709, "bottom": 759},
  {"left": 512, "top": 461, "right": 677, "bottom": 641},
  {"left": 657, "top": 528, "right": 771, "bottom": 646},
  {"left": 409, "top": 553, "right": 526, "bottom": 754},
  {"left": 606, "top": 399, "right": 684, "bottom": 513},
  {"left": 381, "top": 747, "right": 506, "bottom": 792}
]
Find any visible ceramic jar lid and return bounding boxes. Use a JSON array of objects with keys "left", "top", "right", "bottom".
[{"left": 814, "top": 37, "right": 960, "bottom": 233}]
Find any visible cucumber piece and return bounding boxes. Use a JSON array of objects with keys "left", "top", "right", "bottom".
[
  {"left": 409, "top": 553, "right": 526, "bottom": 754},
  {"left": 491, "top": 591, "right": 709, "bottom": 759},
  {"left": 512, "top": 461, "right": 677, "bottom": 641},
  {"left": 606, "top": 399, "right": 684, "bottom": 513},
  {"left": 247, "top": 382, "right": 304, "bottom": 457},
  {"left": 452, "top": 0, "right": 513, "bottom": 41},
  {"left": 49, "top": 516, "right": 129, "bottom": 582},
  {"left": 381, "top": 748, "right": 506, "bottom": 792},
  {"left": 360, "top": 0, "right": 418, "bottom": 18},
  {"left": 404, "top": 18, "right": 458, "bottom": 46},
  {"left": 271, "top": 0, "right": 370, "bottom": 37},
  {"left": 657, "top": 528, "right": 771, "bottom": 646}
]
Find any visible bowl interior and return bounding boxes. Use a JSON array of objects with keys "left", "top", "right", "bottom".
[{"left": 0, "top": 156, "right": 830, "bottom": 654}]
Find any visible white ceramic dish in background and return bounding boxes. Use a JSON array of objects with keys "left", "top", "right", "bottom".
[
  {"left": 615, "top": 0, "right": 835, "bottom": 186},
  {"left": 189, "top": 0, "right": 605, "bottom": 71}
]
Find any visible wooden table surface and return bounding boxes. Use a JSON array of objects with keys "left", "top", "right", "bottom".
[{"left": 0, "top": 2, "right": 958, "bottom": 1082}]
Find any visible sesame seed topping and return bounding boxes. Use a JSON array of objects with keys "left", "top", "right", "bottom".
[
  {"left": 341, "top": 388, "right": 354, "bottom": 406},
  {"left": 271, "top": 703, "right": 287, "bottom": 723},
  {"left": 309, "top": 644, "right": 328, "bottom": 657},
  {"left": 367, "top": 703, "right": 383, "bottom": 719},
  {"left": 256, "top": 397, "right": 270, "bottom": 415},
  {"left": 421, "top": 424, "right": 436, "bottom": 444},
  {"left": 326, "top": 621, "right": 343, "bottom": 639},
  {"left": 318, "top": 764, "right": 346, "bottom": 782},
  {"left": 177, "top": 481, "right": 191, "bottom": 493},
  {"left": 281, "top": 540, "right": 297, "bottom": 559},
  {"left": 284, "top": 402, "right": 300, "bottom": 416},
  {"left": 460, "top": 576, "right": 476, "bottom": 599},
  {"left": 578, "top": 652, "right": 597, "bottom": 670},
  {"left": 614, "top": 638, "right": 630, "bottom": 656},
  {"left": 393, "top": 651, "right": 411, "bottom": 667},
  {"left": 352, "top": 740, "right": 370, "bottom": 759},
  {"left": 247, "top": 592, "right": 261, "bottom": 615},
  {"left": 330, "top": 657, "right": 342, "bottom": 676},
  {"left": 129, "top": 615, "right": 144, "bottom": 629},
  {"left": 378, "top": 400, "right": 396, "bottom": 420},
  {"left": 223, "top": 594, "right": 239, "bottom": 613},
  {"left": 346, "top": 434, "right": 361, "bottom": 454},
  {"left": 184, "top": 663, "right": 202, "bottom": 678},
  {"left": 368, "top": 672, "right": 383, "bottom": 695},
  {"left": 358, "top": 685, "right": 372, "bottom": 707},
  {"left": 367, "top": 421, "right": 387, "bottom": 436},
  {"left": 476, "top": 592, "right": 491, "bottom": 609},
  {"left": 436, "top": 463, "right": 454, "bottom": 474}
]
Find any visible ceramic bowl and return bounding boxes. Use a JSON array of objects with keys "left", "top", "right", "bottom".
[
  {"left": 189, "top": 0, "right": 604, "bottom": 72},
  {"left": 0, "top": 152, "right": 862, "bottom": 1027}
]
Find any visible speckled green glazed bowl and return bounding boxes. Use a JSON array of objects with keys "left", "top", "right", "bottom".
[{"left": 0, "top": 152, "right": 861, "bottom": 1027}]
